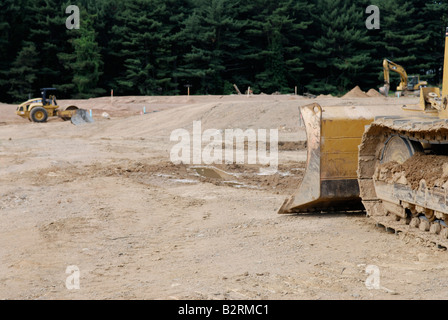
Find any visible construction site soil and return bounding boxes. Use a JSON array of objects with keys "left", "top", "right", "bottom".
[
  {"left": 1, "top": 92, "right": 448, "bottom": 300},
  {"left": 378, "top": 153, "right": 448, "bottom": 190}
]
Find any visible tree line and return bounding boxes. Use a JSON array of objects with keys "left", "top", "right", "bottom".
[{"left": 1, "top": 0, "right": 448, "bottom": 103}]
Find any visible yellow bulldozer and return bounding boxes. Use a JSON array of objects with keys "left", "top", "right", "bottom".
[
  {"left": 16, "top": 88, "right": 93, "bottom": 124},
  {"left": 278, "top": 28, "right": 448, "bottom": 247},
  {"left": 379, "top": 59, "right": 428, "bottom": 97}
]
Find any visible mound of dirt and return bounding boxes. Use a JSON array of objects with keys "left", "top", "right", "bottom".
[
  {"left": 366, "top": 88, "right": 383, "bottom": 97},
  {"left": 377, "top": 153, "right": 448, "bottom": 189},
  {"left": 342, "top": 86, "right": 369, "bottom": 98}
]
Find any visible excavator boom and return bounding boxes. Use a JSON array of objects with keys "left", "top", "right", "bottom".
[
  {"left": 380, "top": 59, "right": 427, "bottom": 96},
  {"left": 383, "top": 59, "right": 408, "bottom": 90}
]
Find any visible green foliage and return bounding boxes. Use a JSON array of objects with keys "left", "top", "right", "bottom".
[
  {"left": 0, "top": 0, "right": 25, "bottom": 101},
  {"left": 174, "top": 0, "right": 247, "bottom": 94},
  {"left": 23, "top": 0, "right": 68, "bottom": 88},
  {"left": 1, "top": 0, "right": 448, "bottom": 102},
  {"left": 58, "top": 6, "right": 105, "bottom": 98},
  {"left": 8, "top": 42, "right": 39, "bottom": 102},
  {"left": 305, "top": 0, "right": 373, "bottom": 95}
]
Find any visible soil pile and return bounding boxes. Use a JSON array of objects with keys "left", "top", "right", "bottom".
[
  {"left": 342, "top": 86, "right": 369, "bottom": 98},
  {"left": 377, "top": 153, "right": 448, "bottom": 189},
  {"left": 366, "top": 88, "right": 383, "bottom": 97}
]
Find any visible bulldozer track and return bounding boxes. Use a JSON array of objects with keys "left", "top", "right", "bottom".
[
  {"left": 358, "top": 115, "right": 448, "bottom": 249},
  {"left": 369, "top": 214, "right": 448, "bottom": 249}
]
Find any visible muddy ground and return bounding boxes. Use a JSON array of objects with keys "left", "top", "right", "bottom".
[{"left": 1, "top": 94, "right": 448, "bottom": 300}]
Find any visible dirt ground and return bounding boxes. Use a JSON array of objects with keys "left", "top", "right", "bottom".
[{"left": 1, "top": 93, "right": 448, "bottom": 300}]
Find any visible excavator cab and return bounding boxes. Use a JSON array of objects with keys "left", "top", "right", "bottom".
[
  {"left": 407, "top": 75, "right": 419, "bottom": 90},
  {"left": 407, "top": 75, "right": 427, "bottom": 91}
]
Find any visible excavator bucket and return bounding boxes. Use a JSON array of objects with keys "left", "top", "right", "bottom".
[
  {"left": 278, "top": 102, "right": 408, "bottom": 214},
  {"left": 379, "top": 84, "right": 390, "bottom": 97}
]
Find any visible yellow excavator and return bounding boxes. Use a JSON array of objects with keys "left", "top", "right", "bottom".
[
  {"left": 278, "top": 28, "right": 448, "bottom": 247},
  {"left": 379, "top": 59, "right": 428, "bottom": 97}
]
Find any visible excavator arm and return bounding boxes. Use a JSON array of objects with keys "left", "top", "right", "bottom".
[
  {"left": 381, "top": 59, "right": 428, "bottom": 97},
  {"left": 382, "top": 59, "right": 408, "bottom": 96}
]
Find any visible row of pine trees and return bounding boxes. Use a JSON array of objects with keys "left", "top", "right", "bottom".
[{"left": 1, "top": 0, "right": 448, "bottom": 103}]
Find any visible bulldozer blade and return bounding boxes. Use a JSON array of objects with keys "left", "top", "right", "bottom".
[
  {"left": 278, "top": 102, "right": 407, "bottom": 214},
  {"left": 71, "top": 109, "right": 94, "bottom": 126},
  {"left": 419, "top": 86, "right": 441, "bottom": 110}
]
